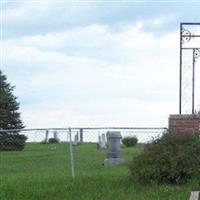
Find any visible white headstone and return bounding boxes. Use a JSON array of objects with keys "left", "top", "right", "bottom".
[
  {"left": 189, "top": 191, "right": 200, "bottom": 200},
  {"left": 98, "top": 135, "right": 101, "bottom": 144},
  {"left": 97, "top": 134, "right": 107, "bottom": 149},
  {"left": 97, "top": 135, "right": 101, "bottom": 149},
  {"left": 73, "top": 132, "right": 79, "bottom": 145},
  {"left": 44, "top": 130, "right": 49, "bottom": 143},
  {"left": 101, "top": 134, "right": 107, "bottom": 148}
]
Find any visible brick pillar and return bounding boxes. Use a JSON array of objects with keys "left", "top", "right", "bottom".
[{"left": 169, "top": 114, "right": 200, "bottom": 134}]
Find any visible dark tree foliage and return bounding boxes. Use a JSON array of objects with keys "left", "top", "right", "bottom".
[
  {"left": 122, "top": 136, "right": 138, "bottom": 147},
  {"left": 0, "top": 70, "right": 26, "bottom": 151}
]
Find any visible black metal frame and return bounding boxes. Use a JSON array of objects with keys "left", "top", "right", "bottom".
[{"left": 179, "top": 22, "right": 200, "bottom": 114}]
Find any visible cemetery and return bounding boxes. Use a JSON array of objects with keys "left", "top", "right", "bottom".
[
  {"left": 1, "top": 140, "right": 199, "bottom": 200},
  {"left": 1, "top": 22, "right": 200, "bottom": 199},
  {"left": 0, "top": 124, "right": 200, "bottom": 200},
  {"left": 0, "top": 2, "right": 200, "bottom": 199}
]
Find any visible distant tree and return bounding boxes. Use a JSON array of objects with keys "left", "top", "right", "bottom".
[
  {"left": 0, "top": 70, "right": 24, "bottom": 129},
  {"left": 0, "top": 70, "right": 26, "bottom": 151}
]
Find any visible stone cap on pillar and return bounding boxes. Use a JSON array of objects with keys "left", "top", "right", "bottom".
[
  {"left": 168, "top": 114, "right": 200, "bottom": 134},
  {"left": 106, "top": 131, "right": 122, "bottom": 139},
  {"left": 169, "top": 114, "right": 200, "bottom": 119}
]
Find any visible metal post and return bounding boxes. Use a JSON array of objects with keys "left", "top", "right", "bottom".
[
  {"left": 192, "top": 49, "right": 195, "bottom": 114},
  {"left": 179, "top": 23, "right": 183, "bottom": 114},
  {"left": 179, "top": 23, "right": 200, "bottom": 115},
  {"left": 69, "top": 128, "right": 75, "bottom": 178}
]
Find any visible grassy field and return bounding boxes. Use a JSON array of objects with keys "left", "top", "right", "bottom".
[{"left": 0, "top": 143, "right": 199, "bottom": 200}]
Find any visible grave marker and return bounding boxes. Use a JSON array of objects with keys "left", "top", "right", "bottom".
[{"left": 104, "top": 131, "right": 124, "bottom": 166}]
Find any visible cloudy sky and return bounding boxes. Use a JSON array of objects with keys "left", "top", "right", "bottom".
[{"left": 1, "top": 1, "right": 200, "bottom": 128}]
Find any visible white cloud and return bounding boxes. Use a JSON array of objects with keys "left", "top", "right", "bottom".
[
  {"left": 22, "top": 97, "right": 176, "bottom": 128},
  {"left": 3, "top": 2, "right": 91, "bottom": 23},
  {"left": 153, "top": 19, "right": 162, "bottom": 26},
  {"left": 6, "top": 24, "right": 110, "bottom": 51},
  {"left": 4, "top": 22, "right": 182, "bottom": 128}
]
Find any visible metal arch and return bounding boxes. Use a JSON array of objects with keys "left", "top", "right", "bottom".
[
  {"left": 194, "top": 48, "right": 200, "bottom": 62},
  {"left": 179, "top": 23, "right": 200, "bottom": 115},
  {"left": 181, "top": 28, "right": 192, "bottom": 44}
]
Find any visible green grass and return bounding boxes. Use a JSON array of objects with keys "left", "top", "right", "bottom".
[{"left": 0, "top": 143, "right": 199, "bottom": 200}]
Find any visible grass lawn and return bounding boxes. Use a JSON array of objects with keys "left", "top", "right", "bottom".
[{"left": 0, "top": 143, "right": 199, "bottom": 200}]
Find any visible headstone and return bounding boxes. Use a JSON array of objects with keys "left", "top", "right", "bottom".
[
  {"left": 189, "top": 191, "right": 200, "bottom": 200},
  {"left": 44, "top": 130, "right": 49, "bottom": 143},
  {"left": 98, "top": 134, "right": 101, "bottom": 144},
  {"left": 104, "top": 131, "right": 124, "bottom": 166},
  {"left": 79, "top": 129, "right": 83, "bottom": 144},
  {"left": 97, "top": 135, "right": 101, "bottom": 149},
  {"left": 76, "top": 131, "right": 79, "bottom": 141},
  {"left": 101, "top": 134, "right": 106, "bottom": 148},
  {"left": 73, "top": 132, "right": 79, "bottom": 146},
  {"left": 97, "top": 134, "right": 107, "bottom": 149},
  {"left": 53, "top": 131, "right": 58, "bottom": 140}
]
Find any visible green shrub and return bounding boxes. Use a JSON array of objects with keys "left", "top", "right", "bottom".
[
  {"left": 41, "top": 140, "right": 48, "bottom": 144},
  {"left": 0, "top": 132, "right": 27, "bottom": 151},
  {"left": 48, "top": 138, "right": 59, "bottom": 144},
  {"left": 122, "top": 136, "right": 138, "bottom": 147},
  {"left": 129, "top": 131, "right": 200, "bottom": 185}
]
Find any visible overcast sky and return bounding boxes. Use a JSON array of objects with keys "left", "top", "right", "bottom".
[{"left": 1, "top": 1, "right": 200, "bottom": 128}]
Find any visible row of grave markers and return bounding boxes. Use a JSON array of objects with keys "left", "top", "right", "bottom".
[
  {"left": 72, "top": 132, "right": 107, "bottom": 148},
  {"left": 44, "top": 130, "right": 58, "bottom": 143},
  {"left": 43, "top": 130, "right": 120, "bottom": 153},
  {"left": 42, "top": 129, "right": 133, "bottom": 166},
  {"left": 97, "top": 133, "right": 107, "bottom": 149},
  {"left": 72, "top": 131, "right": 124, "bottom": 167},
  {"left": 42, "top": 129, "right": 84, "bottom": 144}
]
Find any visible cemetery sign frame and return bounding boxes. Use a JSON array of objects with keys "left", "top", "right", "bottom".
[{"left": 179, "top": 22, "right": 200, "bottom": 114}]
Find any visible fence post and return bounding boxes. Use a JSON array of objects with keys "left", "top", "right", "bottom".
[{"left": 69, "top": 128, "right": 75, "bottom": 178}]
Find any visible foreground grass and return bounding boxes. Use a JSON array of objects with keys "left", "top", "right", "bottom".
[{"left": 0, "top": 143, "right": 199, "bottom": 200}]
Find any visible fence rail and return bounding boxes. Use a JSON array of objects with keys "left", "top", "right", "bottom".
[{"left": 0, "top": 126, "right": 167, "bottom": 132}]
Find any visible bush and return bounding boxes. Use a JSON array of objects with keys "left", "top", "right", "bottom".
[
  {"left": 41, "top": 140, "right": 48, "bottom": 144},
  {"left": 0, "top": 132, "right": 27, "bottom": 151},
  {"left": 122, "top": 136, "right": 138, "bottom": 147},
  {"left": 48, "top": 138, "right": 59, "bottom": 144},
  {"left": 129, "top": 131, "right": 200, "bottom": 185}
]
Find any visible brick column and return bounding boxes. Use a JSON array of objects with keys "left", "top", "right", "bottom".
[{"left": 169, "top": 114, "right": 200, "bottom": 134}]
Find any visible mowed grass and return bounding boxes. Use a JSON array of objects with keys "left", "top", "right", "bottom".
[{"left": 0, "top": 143, "right": 199, "bottom": 200}]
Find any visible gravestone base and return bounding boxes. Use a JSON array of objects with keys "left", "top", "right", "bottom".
[{"left": 104, "top": 158, "right": 124, "bottom": 166}]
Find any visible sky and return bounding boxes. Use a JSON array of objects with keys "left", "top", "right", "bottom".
[{"left": 1, "top": 0, "right": 200, "bottom": 128}]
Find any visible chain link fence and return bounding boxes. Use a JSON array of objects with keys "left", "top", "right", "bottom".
[
  {"left": 69, "top": 127, "right": 167, "bottom": 177},
  {"left": 0, "top": 127, "right": 167, "bottom": 179},
  {"left": 0, "top": 128, "right": 73, "bottom": 183}
]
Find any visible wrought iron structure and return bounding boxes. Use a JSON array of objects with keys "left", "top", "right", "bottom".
[{"left": 179, "top": 23, "right": 200, "bottom": 114}]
